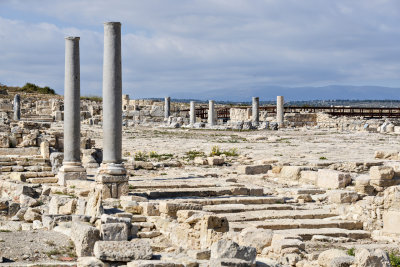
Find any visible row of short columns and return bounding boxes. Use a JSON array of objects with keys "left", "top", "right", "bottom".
[
  {"left": 163, "top": 96, "right": 284, "bottom": 126},
  {"left": 59, "top": 22, "right": 128, "bottom": 199}
]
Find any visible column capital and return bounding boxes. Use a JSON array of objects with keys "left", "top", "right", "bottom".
[{"left": 65, "top": 36, "right": 80, "bottom": 41}]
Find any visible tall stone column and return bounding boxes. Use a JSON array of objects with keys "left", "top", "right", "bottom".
[
  {"left": 165, "top": 97, "right": 171, "bottom": 119},
  {"left": 208, "top": 100, "right": 215, "bottom": 126},
  {"left": 252, "top": 97, "right": 259, "bottom": 126},
  {"left": 58, "top": 36, "right": 86, "bottom": 186},
  {"left": 190, "top": 101, "right": 196, "bottom": 125},
  {"left": 96, "top": 22, "right": 128, "bottom": 199},
  {"left": 277, "top": 95, "right": 284, "bottom": 126},
  {"left": 13, "top": 94, "right": 21, "bottom": 121}
]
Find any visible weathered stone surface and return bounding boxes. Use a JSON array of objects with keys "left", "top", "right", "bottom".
[
  {"left": 317, "top": 169, "right": 351, "bottom": 189},
  {"left": 280, "top": 166, "right": 303, "bottom": 180},
  {"left": 329, "top": 256, "right": 355, "bottom": 267},
  {"left": 209, "top": 258, "right": 253, "bottom": 267},
  {"left": 94, "top": 240, "right": 152, "bottom": 262},
  {"left": 318, "top": 249, "right": 348, "bottom": 267},
  {"left": 121, "top": 200, "right": 142, "bottom": 214},
  {"left": 370, "top": 166, "right": 394, "bottom": 180},
  {"left": 383, "top": 209, "right": 400, "bottom": 234},
  {"left": 159, "top": 202, "right": 202, "bottom": 217},
  {"left": 71, "top": 221, "right": 100, "bottom": 257},
  {"left": 210, "top": 240, "right": 256, "bottom": 264},
  {"left": 101, "top": 223, "right": 129, "bottom": 241},
  {"left": 327, "top": 190, "right": 358, "bottom": 204},
  {"left": 127, "top": 261, "right": 184, "bottom": 267},
  {"left": 237, "top": 164, "right": 271, "bottom": 175},
  {"left": 77, "top": 257, "right": 106, "bottom": 267},
  {"left": 23, "top": 207, "right": 41, "bottom": 222},
  {"left": 355, "top": 248, "right": 391, "bottom": 267},
  {"left": 207, "top": 156, "right": 225, "bottom": 166},
  {"left": 238, "top": 227, "right": 273, "bottom": 253}
]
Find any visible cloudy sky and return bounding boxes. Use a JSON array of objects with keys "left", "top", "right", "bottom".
[{"left": 0, "top": 0, "right": 400, "bottom": 99}]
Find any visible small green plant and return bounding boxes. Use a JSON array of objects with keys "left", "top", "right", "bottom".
[
  {"left": 319, "top": 156, "right": 327, "bottom": 160},
  {"left": 123, "top": 151, "right": 131, "bottom": 157},
  {"left": 160, "top": 173, "right": 167, "bottom": 176},
  {"left": 0, "top": 229, "right": 11, "bottom": 232},
  {"left": 134, "top": 151, "right": 148, "bottom": 161},
  {"left": 80, "top": 95, "right": 102, "bottom": 102},
  {"left": 129, "top": 185, "right": 134, "bottom": 190},
  {"left": 185, "top": 150, "right": 206, "bottom": 160},
  {"left": 347, "top": 248, "right": 355, "bottom": 256},
  {"left": 223, "top": 148, "right": 239, "bottom": 157},
  {"left": 19, "top": 82, "right": 56, "bottom": 95},
  {"left": 389, "top": 251, "right": 400, "bottom": 267},
  {"left": 209, "top": 146, "right": 222, "bottom": 156},
  {"left": 70, "top": 185, "right": 76, "bottom": 189},
  {"left": 209, "top": 146, "right": 239, "bottom": 157}
]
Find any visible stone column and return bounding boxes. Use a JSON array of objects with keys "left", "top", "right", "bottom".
[
  {"left": 208, "top": 100, "right": 215, "bottom": 126},
  {"left": 96, "top": 22, "right": 128, "bottom": 199},
  {"left": 164, "top": 97, "right": 171, "bottom": 119},
  {"left": 58, "top": 37, "right": 86, "bottom": 186},
  {"left": 252, "top": 97, "right": 259, "bottom": 126},
  {"left": 277, "top": 95, "right": 284, "bottom": 126},
  {"left": 13, "top": 94, "right": 21, "bottom": 121},
  {"left": 190, "top": 101, "right": 196, "bottom": 125}
]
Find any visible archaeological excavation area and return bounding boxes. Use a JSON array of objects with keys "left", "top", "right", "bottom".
[{"left": 1, "top": 22, "right": 400, "bottom": 267}]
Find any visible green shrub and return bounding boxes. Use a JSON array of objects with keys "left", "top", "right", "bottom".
[
  {"left": 390, "top": 251, "right": 400, "bottom": 267},
  {"left": 209, "top": 146, "right": 239, "bottom": 157},
  {"left": 81, "top": 95, "right": 102, "bottom": 102},
  {"left": 134, "top": 151, "right": 148, "bottom": 161},
  {"left": 185, "top": 150, "right": 206, "bottom": 160},
  {"left": 19, "top": 83, "right": 56, "bottom": 95},
  {"left": 319, "top": 156, "right": 327, "bottom": 160},
  {"left": 347, "top": 248, "right": 355, "bottom": 256}
]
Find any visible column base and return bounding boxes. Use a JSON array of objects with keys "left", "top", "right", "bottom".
[
  {"left": 57, "top": 162, "right": 87, "bottom": 186},
  {"left": 95, "top": 163, "right": 128, "bottom": 199}
]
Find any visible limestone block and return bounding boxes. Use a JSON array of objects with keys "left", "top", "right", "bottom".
[
  {"left": 49, "top": 195, "right": 72, "bottom": 215},
  {"left": 370, "top": 166, "right": 394, "bottom": 180},
  {"left": 327, "top": 190, "right": 358, "bottom": 204},
  {"left": 355, "top": 248, "right": 391, "bottom": 267},
  {"left": 127, "top": 261, "right": 184, "bottom": 267},
  {"left": 58, "top": 199, "right": 77, "bottom": 215},
  {"left": 237, "top": 164, "right": 271, "bottom": 175},
  {"left": 209, "top": 258, "right": 253, "bottom": 267},
  {"left": 238, "top": 227, "right": 273, "bottom": 253},
  {"left": 210, "top": 240, "right": 257, "bottom": 264},
  {"left": 317, "top": 249, "right": 347, "bottom": 267},
  {"left": 23, "top": 207, "right": 41, "bottom": 222},
  {"left": 194, "top": 157, "right": 207, "bottom": 165},
  {"left": 187, "top": 249, "right": 211, "bottom": 260},
  {"left": 94, "top": 240, "right": 152, "bottom": 262},
  {"left": 101, "top": 223, "right": 129, "bottom": 241},
  {"left": 300, "top": 171, "right": 318, "bottom": 184},
  {"left": 71, "top": 221, "right": 100, "bottom": 257},
  {"left": 159, "top": 202, "right": 202, "bottom": 217},
  {"left": 140, "top": 202, "right": 160, "bottom": 216},
  {"left": 207, "top": 156, "right": 225, "bottom": 166},
  {"left": 19, "top": 194, "right": 39, "bottom": 207},
  {"left": 121, "top": 200, "right": 142, "bottom": 214},
  {"left": 280, "top": 166, "right": 303, "bottom": 180},
  {"left": 383, "top": 210, "right": 400, "bottom": 234},
  {"left": 40, "top": 140, "right": 50, "bottom": 159},
  {"left": 77, "top": 257, "right": 106, "bottom": 267},
  {"left": 317, "top": 169, "right": 351, "bottom": 189}
]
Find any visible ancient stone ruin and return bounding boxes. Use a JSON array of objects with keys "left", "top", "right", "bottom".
[{"left": 0, "top": 21, "right": 400, "bottom": 267}]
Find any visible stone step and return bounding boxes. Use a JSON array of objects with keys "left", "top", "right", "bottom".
[
  {"left": 139, "top": 187, "right": 264, "bottom": 199},
  {"left": 221, "top": 209, "right": 335, "bottom": 222},
  {"left": 203, "top": 203, "right": 298, "bottom": 213},
  {"left": 276, "top": 188, "right": 326, "bottom": 195},
  {"left": 130, "top": 182, "right": 219, "bottom": 189},
  {"left": 27, "top": 177, "right": 58, "bottom": 184},
  {"left": 160, "top": 196, "right": 285, "bottom": 205},
  {"left": 229, "top": 219, "right": 363, "bottom": 232},
  {"left": 274, "top": 228, "right": 370, "bottom": 240}
]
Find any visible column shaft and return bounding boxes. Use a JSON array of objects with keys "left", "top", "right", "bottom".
[
  {"left": 64, "top": 37, "right": 81, "bottom": 163},
  {"left": 165, "top": 97, "right": 171, "bottom": 119},
  {"left": 252, "top": 97, "right": 259, "bottom": 126},
  {"left": 277, "top": 96, "right": 284, "bottom": 125},
  {"left": 102, "top": 22, "right": 122, "bottom": 164},
  {"left": 190, "top": 101, "right": 196, "bottom": 125},
  {"left": 208, "top": 100, "right": 215, "bottom": 126},
  {"left": 13, "top": 94, "right": 21, "bottom": 121}
]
